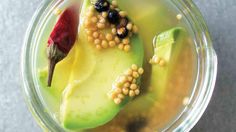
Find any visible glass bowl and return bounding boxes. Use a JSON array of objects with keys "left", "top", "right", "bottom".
[{"left": 21, "top": 0, "right": 217, "bottom": 131}]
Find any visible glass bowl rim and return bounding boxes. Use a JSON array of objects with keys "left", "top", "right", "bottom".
[{"left": 21, "top": 0, "right": 218, "bottom": 131}]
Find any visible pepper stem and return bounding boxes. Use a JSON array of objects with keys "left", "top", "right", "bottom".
[{"left": 47, "top": 59, "right": 57, "bottom": 87}]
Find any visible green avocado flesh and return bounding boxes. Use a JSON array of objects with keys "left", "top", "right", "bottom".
[
  {"left": 39, "top": 0, "right": 144, "bottom": 130},
  {"left": 125, "top": 27, "right": 186, "bottom": 111}
]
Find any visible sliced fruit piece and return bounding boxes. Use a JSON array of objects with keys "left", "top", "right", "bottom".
[
  {"left": 60, "top": 0, "right": 144, "bottom": 130},
  {"left": 125, "top": 27, "right": 186, "bottom": 112}
]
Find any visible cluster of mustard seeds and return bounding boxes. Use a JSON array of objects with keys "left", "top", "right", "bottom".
[
  {"left": 108, "top": 64, "right": 144, "bottom": 104},
  {"left": 84, "top": 0, "right": 139, "bottom": 52},
  {"left": 149, "top": 55, "right": 166, "bottom": 67}
]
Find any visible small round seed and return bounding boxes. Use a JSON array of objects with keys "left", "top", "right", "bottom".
[
  {"left": 89, "top": 6, "right": 95, "bottom": 12},
  {"left": 118, "top": 44, "right": 124, "bottom": 50},
  {"left": 96, "top": 45, "right": 102, "bottom": 50},
  {"left": 109, "top": 41, "right": 116, "bottom": 47},
  {"left": 93, "top": 32, "right": 99, "bottom": 38},
  {"left": 118, "top": 93, "right": 124, "bottom": 99},
  {"left": 124, "top": 82, "right": 130, "bottom": 88},
  {"left": 131, "top": 64, "right": 138, "bottom": 71},
  {"left": 127, "top": 76, "right": 133, "bottom": 82},
  {"left": 112, "top": 0, "right": 118, "bottom": 7},
  {"left": 134, "top": 89, "right": 140, "bottom": 95},
  {"left": 97, "top": 23, "right": 105, "bottom": 29},
  {"left": 84, "top": 20, "right": 91, "bottom": 27},
  {"left": 99, "top": 33, "right": 105, "bottom": 39},
  {"left": 112, "top": 28, "right": 117, "bottom": 35},
  {"left": 176, "top": 14, "right": 182, "bottom": 20},
  {"left": 114, "top": 36, "right": 120, "bottom": 44},
  {"left": 94, "top": 39, "right": 101, "bottom": 45},
  {"left": 124, "top": 45, "right": 131, "bottom": 52},
  {"left": 99, "top": 18, "right": 106, "bottom": 23},
  {"left": 159, "top": 59, "right": 165, "bottom": 66},
  {"left": 90, "top": 26, "right": 98, "bottom": 31},
  {"left": 110, "top": 92, "right": 117, "bottom": 99},
  {"left": 106, "top": 33, "right": 113, "bottom": 41},
  {"left": 132, "top": 79, "right": 136, "bottom": 83},
  {"left": 114, "top": 98, "right": 121, "bottom": 104},
  {"left": 122, "top": 88, "right": 129, "bottom": 95},
  {"left": 122, "top": 38, "right": 130, "bottom": 45},
  {"left": 126, "top": 22, "right": 133, "bottom": 30},
  {"left": 87, "top": 36, "right": 93, "bottom": 43},
  {"left": 138, "top": 68, "right": 144, "bottom": 75},
  {"left": 119, "top": 11, "right": 127, "bottom": 17},
  {"left": 125, "top": 69, "right": 133, "bottom": 76},
  {"left": 102, "top": 12, "right": 108, "bottom": 18},
  {"left": 101, "top": 40, "right": 108, "bottom": 48},
  {"left": 129, "top": 90, "right": 135, "bottom": 97},
  {"left": 86, "top": 11, "right": 94, "bottom": 17},
  {"left": 130, "top": 84, "right": 137, "bottom": 90},
  {"left": 132, "top": 25, "right": 139, "bottom": 33},
  {"left": 115, "top": 88, "right": 122, "bottom": 93},
  {"left": 86, "top": 30, "right": 92, "bottom": 35},
  {"left": 120, "top": 76, "right": 128, "bottom": 83},
  {"left": 132, "top": 71, "right": 139, "bottom": 78},
  {"left": 91, "top": 16, "right": 98, "bottom": 23}
]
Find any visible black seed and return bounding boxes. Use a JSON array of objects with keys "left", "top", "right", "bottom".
[
  {"left": 116, "top": 26, "right": 129, "bottom": 39},
  {"left": 107, "top": 9, "right": 120, "bottom": 24},
  {"left": 94, "top": 0, "right": 110, "bottom": 12},
  {"left": 119, "top": 17, "right": 129, "bottom": 27}
]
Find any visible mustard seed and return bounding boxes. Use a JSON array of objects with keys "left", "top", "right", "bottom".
[
  {"left": 118, "top": 44, "right": 124, "bottom": 50},
  {"left": 94, "top": 39, "right": 101, "bottom": 45},
  {"left": 131, "top": 64, "right": 138, "bottom": 71},
  {"left": 91, "top": 16, "right": 98, "bottom": 23},
  {"left": 135, "top": 89, "right": 140, "bottom": 95},
  {"left": 106, "top": 33, "right": 113, "bottom": 41},
  {"left": 86, "top": 11, "right": 94, "bottom": 17},
  {"left": 138, "top": 68, "right": 144, "bottom": 75},
  {"left": 132, "top": 25, "right": 139, "bottom": 33},
  {"left": 99, "top": 18, "right": 106, "bottom": 23},
  {"left": 130, "top": 84, "right": 137, "bottom": 90},
  {"left": 101, "top": 40, "right": 108, "bottom": 48},
  {"left": 176, "top": 14, "right": 182, "bottom": 20},
  {"left": 86, "top": 30, "right": 92, "bottom": 35},
  {"left": 127, "top": 76, "right": 133, "bottom": 82},
  {"left": 99, "top": 33, "right": 105, "bottom": 39},
  {"left": 93, "top": 32, "right": 99, "bottom": 38},
  {"left": 118, "top": 93, "right": 124, "bottom": 99},
  {"left": 88, "top": 36, "right": 94, "bottom": 43},
  {"left": 97, "top": 23, "right": 105, "bottom": 29},
  {"left": 124, "top": 45, "right": 131, "bottom": 52},
  {"left": 112, "top": 0, "right": 118, "bottom": 7},
  {"left": 159, "top": 59, "right": 165, "bottom": 66},
  {"left": 132, "top": 79, "right": 136, "bottom": 83},
  {"left": 114, "top": 98, "right": 121, "bottom": 104},
  {"left": 112, "top": 28, "right": 117, "bottom": 35},
  {"left": 114, "top": 36, "right": 120, "bottom": 44},
  {"left": 122, "top": 88, "right": 129, "bottom": 95},
  {"left": 126, "top": 22, "right": 133, "bottom": 30},
  {"left": 120, "top": 76, "right": 128, "bottom": 83},
  {"left": 125, "top": 69, "right": 133, "bottom": 76},
  {"left": 96, "top": 45, "right": 102, "bottom": 50},
  {"left": 119, "top": 11, "right": 127, "bottom": 17},
  {"left": 122, "top": 38, "right": 130, "bottom": 45},
  {"left": 129, "top": 90, "right": 135, "bottom": 97},
  {"left": 109, "top": 41, "right": 116, "bottom": 47},
  {"left": 102, "top": 12, "right": 108, "bottom": 18},
  {"left": 115, "top": 88, "right": 122, "bottom": 93},
  {"left": 132, "top": 71, "right": 139, "bottom": 78},
  {"left": 124, "top": 82, "right": 130, "bottom": 88},
  {"left": 110, "top": 92, "right": 117, "bottom": 99}
]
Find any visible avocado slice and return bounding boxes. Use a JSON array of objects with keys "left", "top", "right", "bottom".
[
  {"left": 60, "top": 0, "right": 144, "bottom": 130},
  {"left": 124, "top": 27, "right": 186, "bottom": 112}
]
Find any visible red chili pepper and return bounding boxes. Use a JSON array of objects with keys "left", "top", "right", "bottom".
[{"left": 47, "top": 5, "right": 79, "bottom": 86}]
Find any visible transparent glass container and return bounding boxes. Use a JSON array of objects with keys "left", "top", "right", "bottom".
[{"left": 21, "top": 0, "right": 217, "bottom": 131}]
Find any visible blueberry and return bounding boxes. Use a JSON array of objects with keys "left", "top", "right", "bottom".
[
  {"left": 94, "top": 0, "right": 110, "bottom": 12},
  {"left": 116, "top": 26, "right": 129, "bottom": 39},
  {"left": 107, "top": 9, "right": 120, "bottom": 24}
]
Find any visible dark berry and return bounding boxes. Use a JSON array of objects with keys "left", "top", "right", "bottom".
[
  {"left": 94, "top": 0, "right": 110, "bottom": 12},
  {"left": 116, "top": 26, "right": 129, "bottom": 39},
  {"left": 107, "top": 9, "right": 120, "bottom": 24},
  {"left": 119, "top": 17, "right": 129, "bottom": 27}
]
